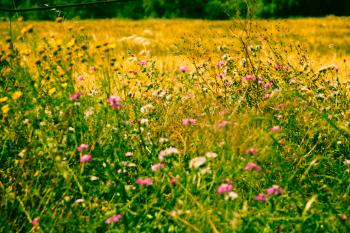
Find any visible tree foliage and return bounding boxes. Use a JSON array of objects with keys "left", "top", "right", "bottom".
[{"left": 0, "top": 0, "right": 349, "bottom": 20}]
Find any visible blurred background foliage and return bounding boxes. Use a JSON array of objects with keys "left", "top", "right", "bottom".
[{"left": 0, "top": 0, "right": 350, "bottom": 20}]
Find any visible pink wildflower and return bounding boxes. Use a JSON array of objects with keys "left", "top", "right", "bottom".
[
  {"left": 108, "top": 96, "right": 122, "bottom": 109},
  {"left": 216, "top": 73, "right": 225, "bottom": 78},
  {"left": 263, "top": 93, "right": 271, "bottom": 99},
  {"left": 245, "top": 148, "right": 257, "bottom": 155},
  {"left": 255, "top": 194, "right": 267, "bottom": 201},
  {"left": 261, "top": 35, "right": 267, "bottom": 41},
  {"left": 77, "top": 75, "right": 84, "bottom": 81},
  {"left": 270, "top": 125, "right": 281, "bottom": 132},
  {"left": 182, "top": 118, "right": 197, "bottom": 126},
  {"left": 69, "top": 92, "right": 82, "bottom": 100},
  {"left": 267, "top": 185, "right": 283, "bottom": 196},
  {"left": 217, "top": 183, "right": 233, "bottom": 194},
  {"left": 218, "top": 120, "right": 230, "bottom": 128},
  {"left": 243, "top": 74, "right": 256, "bottom": 81},
  {"left": 170, "top": 177, "right": 177, "bottom": 184},
  {"left": 77, "top": 144, "right": 89, "bottom": 152},
  {"left": 32, "top": 216, "right": 40, "bottom": 226},
  {"left": 138, "top": 60, "right": 147, "bottom": 66},
  {"left": 106, "top": 214, "right": 122, "bottom": 224},
  {"left": 80, "top": 154, "right": 91, "bottom": 163},
  {"left": 245, "top": 163, "right": 262, "bottom": 172},
  {"left": 136, "top": 178, "right": 153, "bottom": 185},
  {"left": 216, "top": 60, "right": 226, "bottom": 67},
  {"left": 340, "top": 215, "right": 348, "bottom": 221},
  {"left": 274, "top": 65, "right": 282, "bottom": 70},
  {"left": 151, "top": 163, "right": 165, "bottom": 172},
  {"left": 179, "top": 66, "right": 188, "bottom": 72}
]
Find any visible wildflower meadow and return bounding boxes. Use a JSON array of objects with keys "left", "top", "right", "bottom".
[{"left": 1, "top": 17, "right": 350, "bottom": 232}]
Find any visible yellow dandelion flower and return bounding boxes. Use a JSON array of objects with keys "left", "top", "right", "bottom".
[
  {"left": 2, "top": 104, "right": 9, "bottom": 114},
  {"left": 48, "top": 88, "right": 56, "bottom": 95},
  {"left": 61, "top": 83, "right": 68, "bottom": 89},
  {"left": 12, "top": 91, "right": 23, "bottom": 100},
  {"left": 0, "top": 97, "right": 8, "bottom": 103}
]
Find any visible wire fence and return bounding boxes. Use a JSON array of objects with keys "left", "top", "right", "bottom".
[{"left": 0, "top": 0, "right": 136, "bottom": 13}]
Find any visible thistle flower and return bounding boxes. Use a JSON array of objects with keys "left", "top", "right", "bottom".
[
  {"left": 245, "top": 162, "right": 262, "bottom": 172},
  {"left": 216, "top": 60, "right": 226, "bottom": 67},
  {"left": 217, "top": 120, "right": 230, "bottom": 128},
  {"left": 80, "top": 154, "right": 91, "bottom": 163},
  {"left": 138, "top": 60, "right": 147, "bottom": 66},
  {"left": 170, "top": 177, "right": 177, "bottom": 184},
  {"left": 243, "top": 74, "right": 256, "bottom": 81},
  {"left": 218, "top": 183, "right": 233, "bottom": 193},
  {"left": 136, "top": 178, "right": 153, "bottom": 185},
  {"left": 32, "top": 216, "right": 40, "bottom": 226},
  {"left": 182, "top": 118, "right": 197, "bottom": 126},
  {"left": 108, "top": 96, "right": 122, "bottom": 109},
  {"left": 106, "top": 214, "right": 122, "bottom": 224},
  {"left": 245, "top": 148, "right": 257, "bottom": 155},
  {"left": 179, "top": 66, "right": 188, "bottom": 72},
  {"left": 78, "top": 144, "right": 89, "bottom": 152},
  {"left": 151, "top": 163, "right": 165, "bottom": 172},
  {"left": 255, "top": 194, "right": 267, "bottom": 201},
  {"left": 70, "top": 92, "right": 82, "bottom": 100},
  {"left": 270, "top": 125, "right": 281, "bottom": 132},
  {"left": 267, "top": 185, "right": 283, "bottom": 196}
]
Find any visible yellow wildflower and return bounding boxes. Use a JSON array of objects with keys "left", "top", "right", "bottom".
[
  {"left": 0, "top": 97, "right": 8, "bottom": 103},
  {"left": 48, "top": 88, "right": 56, "bottom": 95},
  {"left": 12, "top": 91, "right": 23, "bottom": 100},
  {"left": 2, "top": 104, "right": 9, "bottom": 114}
]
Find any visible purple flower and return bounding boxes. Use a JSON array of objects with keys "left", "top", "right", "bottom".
[
  {"left": 170, "top": 177, "right": 177, "bottom": 184},
  {"left": 108, "top": 96, "right": 122, "bottom": 109},
  {"left": 138, "top": 60, "right": 147, "bottom": 66},
  {"left": 255, "top": 194, "right": 267, "bottom": 201},
  {"left": 216, "top": 61, "right": 226, "bottom": 67},
  {"left": 69, "top": 92, "right": 82, "bottom": 100},
  {"left": 179, "top": 66, "right": 188, "bottom": 72},
  {"left": 182, "top": 118, "right": 197, "bottom": 126},
  {"left": 217, "top": 120, "right": 230, "bottom": 128},
  {"left": 245, "top": 148, "right": 257, "bottom": 155},
  {"left": 270, "top": 125, "right": 281, "bottom": 132},
  {"left": 136, "top": 178, "right": 153, "bottom": 185},
  {"left": 267, "top": 185, "right": 283, "bottom": 196},
  {"left": 216, "top": 73, "right": 225, "bottom": 78},
  {"left": 274, "top": 65, "right": 282, "bottom": 70},
  {"left": 151, "top": 163, "right": 165, "bottom": 172},
  {"left": 217, "top": 183, "right": 233, "bottom": 194},
  {"left": 77, "top": 76, "right": 84, "bottom": 81},
  {"left": 245, "top": 163, "right": 261, "bottom": 172},
  {"left": 32, "top": 216, "right": 40, "bottom": 226},
  {"left": 80, "top": 154, "right": 91, "bottom": 163},
  {"left": 77, "top": 144, "right": 89, "bottom": 152},
  {"left": 243, "top": 74, "right": 256, "bottom": 81},
  {"left": 106, "top": 214, "right": 122, "bottom": 224}
]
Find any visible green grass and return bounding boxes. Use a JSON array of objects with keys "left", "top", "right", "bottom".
[{"left": 0, "top": 19, "right": 350, "bottom": 232}]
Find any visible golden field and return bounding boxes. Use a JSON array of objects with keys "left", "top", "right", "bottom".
[{"left": 1, "top": 17, "right": 350, "bottom": 78}]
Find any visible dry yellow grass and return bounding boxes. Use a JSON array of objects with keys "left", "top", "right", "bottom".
[{"left": 1, "top": 17, "right": 350, "bottom": 73}]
